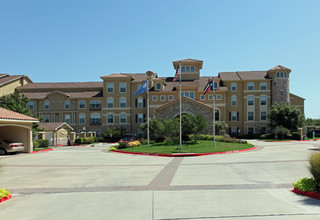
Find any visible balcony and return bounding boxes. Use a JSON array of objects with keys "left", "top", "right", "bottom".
[
  {"left": 90, "top": 118, "right": 102, "bottom": 125},
  {"left": 90, "top": 104, "right": 101, "bottom": 110}
]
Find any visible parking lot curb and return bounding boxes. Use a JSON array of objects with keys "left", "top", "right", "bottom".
[
  {"left": 292, "top": 187, "right": 320, "bottom": 200},
  {"left": 112, "top": 146, "right": 257, "bottom": 157},
  {"left": 32, "top": 148, "right": 53, "bottom": 154},
  {"left": 0, "top": 194, "right": 12, "bottom": 203}
]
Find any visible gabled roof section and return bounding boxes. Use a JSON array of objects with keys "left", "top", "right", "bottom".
[
  {"left": 46, "top": 90, "right": 70, "bottom": 98},
  {"left": 0, "top": 74, "right": 9, "bottom": 78},
  {"left": 38, "top": 122, "right": 74, "bottom": 131},
  {"left": 0, "top": 75, "right": 32, "bottom": 86},
  {"left": 269, "top": 65, "right": 291, "bottom": 71},
  {"left": 0, "top": 107, "right": 38, "bottom": 122},
  {"left": 218, "top": 72, "right": 241, "bottom": 81},
  {"left": 219, "top": 71, "right": 270, "bottom": 81},
  {"left": 290, "top": 93, "right": 305, "bottom": 100},
  {"left": 152, "top": 96, "right": 214, "bottom": 112}
]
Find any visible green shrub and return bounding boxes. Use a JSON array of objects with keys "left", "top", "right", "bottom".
[
  {"left": 37, "top": 139, "right": 49, "bottom": 147},
  {"left": 309, "top": 152, "right": 320, "bottom": 184},
  {"left": 141, "top": 139, "right": 155, "bottom": 145},
  {"left": 0, "top": 188, "right": 10, "bottom": 199},
  {"left": 108, "top": 146, "right": 117, "bottom": 151},
  {"left": 33, "top": 140, "right": 39, "bottom": 150},
  {"left": 118, "top": 142, "right": 129, "bottom": 149},
  {"left": 293, "top": 177, "right": 318, "bottom": 192},
  {"left": 75, "top": 138, "right": 84, "bottom": 145},
  {"left": 84, "top": 137, "right": 94, "bottom": 144},
  {"left": 188, "top": 134, "right": 195, "bottom": 140},
  {"left": 223, "top": 133, "right": 230, "bottom": 138},
  {"left": 275, "top": 126, "right": 289, "bottom": 139},
  {"left": 292, "top": 132, "right": 302, "bottom": 140}
]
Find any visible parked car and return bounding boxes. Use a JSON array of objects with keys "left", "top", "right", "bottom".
[
  {"left": 119, "top": 134, "right": 136, "bottom": 142},
  {"left": 0, "top": 139, "right": 24, "bottom": 155}
]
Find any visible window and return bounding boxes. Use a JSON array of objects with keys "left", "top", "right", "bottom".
[
  {"left": 208, "top": 95, "right": 213, "bottom": 100},
  {"left": 107, "top": 98, "right": 114, "bottom": 108},
  {"left": 79, "top": 100, "right": 86, "bottom": 109},
  {"left": 120, "top": 98, "right": 126, "bottom": 108},
  {"left": 260, "top": 82, "right": 267, "bottom": 90},
  {"left": 216, "top": 95, "right": 222, "bottom": 100},
  {"left": 215, "top": 110, "right": 220, "bottom": 121},
  {"left": 231, "top": 127, "right": 237, "bottom": 134},
  {"left": 284, "top": 72, "right": 287, "bottom": 78},
  {"left": 90, "top": 100, "right": 101, "bottom": 110},
  {"left": 65, "top": 100, "right": 70, "bottom": 109},
  {"left": 90, "top": 113, "right": 101, "bottom": 125},
  {"left": 191, "top": 66, "right": 195, "bottom": 72},
  {"left": 261, "top": 111, "right": 267, "bottom": 121},
  {"left": 120, "top": 113, "right": 127, "bottom": 124},
  {"left": 231, "top": 112, "right": 237, "bottom": 121},
  {"left": 27, "top": 101, "right": 34, "bottom": 110},
  {"left": 156, "top": 83, "right": 161, "bottom": 90},
  {"left": 260, "top": 96, "right": 267, "bottom": 105},
  {"left": 190, "top": 92, "right": 195, "bottom": 99},
  {"left": 248, "top": 97, "right": 254, "bottom": 106},
  {"left": 107, "top": 83, "right": 114, "bottom": 93},
  {"left": 214, "top": 82, "right": 218, "bottom": 89},
  {"left": 248, "top": 112, "right": 254, "bottom": 121},
  {"left": 44, "top": 115, "right": 50, "bottom": 123},
  {"left": 200, "top": 95, "right": 205, "bottom": 100},
  {"left": 120, "top": 83, "right": 126, "bottom": 93},
  {"left": 152, "top": 95, "right": 157, "bottom": 101},
  {"left": 137, "top": 113, "right": 144, "bottom": 123},
  {"left": 232, "top": 96, "right": 237, "bottom": 106},
  {"left": 138, "top": 129, "right": 143, "bottom": 138},
  {"left": 186, "top": 66, "right": 190, "bottom": 72},
  {"left": 107, "top": 114, "right": 113, "bottom": 124},
  {"left": 231, "top": 83, "right": 237, "bottom": 91},
  {"left": 281, "top": 72, "right": 283, "bottom": 77},
  {"left": 248, "top": 82, "right": 254, "bottom": 90},
  {"left": 137, "top": 97, "right": 143, "bottom": 108},
  {"left": 248, "top": 127, "right": 254, "bottom": 134},
  {"left": 280, "top": 90, "right": 284, "bottom": 96},
  {"left": 160, "top": 95, "right": 165, "bottom": 101},
  {"left": 44, "top": 100, "right": 50, "bottom": 110},
  {"left": 261, "top": 127, "right": 267, "bottom": 134},
  {"left": 65, "top": 114, "right": 70, "bottom": 124},
  {"left": 168, "top": 95, "right": 174, "bottom": 101},
  {"left": 181, "top": 66, "right": 185, "bottom": 72},
  {"left": 79, "top": 113, "right": 86, "bottom": 124},
  {"left": 181, "top": 91, "right": 194, "bottom": 99},
  {"left": 273, "top": 82, "right": 277, "bottom": 87},
  {"left": 277, "top": 72, "right": 280, "bottom": 78}
]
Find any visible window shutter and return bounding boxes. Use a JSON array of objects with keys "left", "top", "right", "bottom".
[
  {"left": 143, "top": 99, "right": 146, "bottom": 107},
  {"left": 143, "top": 114, "right": 146, "bottom": 122},
  {"left": 135, "top": 99, "right": 137, "bottom": 108},
  {"left": 237, "top": 112, "right": 239, "bottom": 121},
  {"left": 136, "top": 114, "right": 138, "bottom": 123},
  {"left": 229, "top": 112, "right": 231, "bottom": 121},
  {"left": 229, "top": 128, "right": 231, "bottom": 134}
]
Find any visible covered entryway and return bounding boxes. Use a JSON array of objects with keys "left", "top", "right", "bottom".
[
  {"left": 0, "top": 107, "right": 38, "bottom": 153},
  {"left": 38, "top": 122, "right": 74, "bottom": 146}
]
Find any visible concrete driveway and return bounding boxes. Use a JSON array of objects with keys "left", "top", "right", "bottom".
[{"left": 1, "top": 141, "right": 320, "bottom": 220}]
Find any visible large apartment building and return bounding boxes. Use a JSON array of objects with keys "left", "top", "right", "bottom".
[{"left": 16, "top": 59, "right": 304, "bottom": 136}]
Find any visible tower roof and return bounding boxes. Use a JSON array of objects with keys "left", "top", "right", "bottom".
[{"left": 269, "top": 65, "right": 291, "bottom": 71}]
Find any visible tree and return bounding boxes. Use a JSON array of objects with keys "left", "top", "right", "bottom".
[
  {"left": 193, "top": 114, "right": 207, "bottom": 139},
  {"left": 0, "top": 90, "right": 32, "bottom": 116},
  {"left": 275, "top": 125, "right": 289, "bottom": 139},
  {"left": 162, "top": 118, "right": 179, "bottom": 138},
  {"left": 140, "top": 118, "right": 164, "bottom": 139},
  {"left": 267, "top": 103, "right": 305, "bottom": 131},
  {"left": 215, "top": 121, "right": 228, "bottom": 134}
]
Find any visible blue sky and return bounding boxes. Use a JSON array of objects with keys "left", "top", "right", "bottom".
[{"left": 1, "top": 0, "right": 319, "bottom": 118}]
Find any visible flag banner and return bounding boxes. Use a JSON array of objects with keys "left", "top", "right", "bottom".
[
  {"left": 133, "top": 80, "right": 148, "bottom": 96},
  {"left": 203, "top": 80, "right": 213, "bottom": 95},
  {"left": 172, "top": 64, "right": 180, "bottom": 83}
]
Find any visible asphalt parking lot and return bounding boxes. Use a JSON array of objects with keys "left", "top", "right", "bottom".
[{"left": 1, "top": 141, "right": 320, "bottom": 220}]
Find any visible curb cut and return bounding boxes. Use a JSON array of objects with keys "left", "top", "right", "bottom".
[
  {"left": 112, "top": 146, "right": 257, "bottom": 157},
  {"left": 292, "top": 187, "right": 320, "bottom": 200},
  {"left": 0, "top": 194, "right": 12, "bottom": 203}
]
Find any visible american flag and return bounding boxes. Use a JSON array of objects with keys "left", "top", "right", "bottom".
[{"left": 172, "top": 64, "right": 180, "bottom": 83}]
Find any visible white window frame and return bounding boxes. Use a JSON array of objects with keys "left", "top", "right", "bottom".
[
  {"left": 44, "top": 115, "right": 50, "bottom": 122},
  {"left": 216, "top": 94, "right": 222, "bottom": 100},
  {"left": 260, "top": 82, "right": 267, "bottom": 90},
  {"left": 120, "top": 97, "right": 126, "bottom": 108},
  {"left": 200, "top": 95, "right": 205, "bottom": 100},
  {"left": 231, "top": 96, "right": 237, "bottom": 106},
  {"left": 261, "top": 111, "right": 267, "bottom": 121},
  {"left": 208, "top": 95, "right": 213, "bottom": 100},
  {"left": 65, "top": 100, "right": 70, "bottom": 109},
  {"left": 156, "top": 83, "right": 161, "bottom": 90},
  {"left": 138, "top": 113, "right": 144, "bottom": 123},
  {"left": 65, "top": 114, "right": 71, "bottom": 124},
  {"left": 168, "top": 95, "right": 174, "bottom": 101},
  {"left": 107, "top": 113, "right": 114, "bottom": 124},
  {"left": 107, "top": 83, "right": 114, "bottom": 93},
  {"left": 231, "top": 83, "right": 237, "bottom": 91},
  {"left": 28, "top": 101, "right": 34, "bottom": 110},
  {"left": 79, "top": 113, "right": 86, "bottom": 124},
  {"left": 137, "top": 97, "right": 143, "bottom": 108},
  {"left": 260, "top": 96, "right": 267, "bottom": 106},
  {"left": 160, "top": 95, "right": 165, "bottom": 101},
  {"left": 231, "top": 112, "right": 237, "bottom": 121},
  {"left": 120, "top": 113, "right": 127, "bottom": 124},
  {"left": 248, "top": 82, "right": 254, "bottom": 90},
  {"left": 107, "top": 98, "right": 114, "bottom": 108},
  {"left": 79, "top": 100, "right": 86, "bottom": 109},
  {"left": 44, "top": 100, "right": 50, "bottom": 110},
  {"left": 248, "top": 112, "right": 254, "bottom": 121},
  {"left": 152, "top": 95, "right": 157, "bottom": 101},
  {"left": 119, "top": 83, "right": 127, "bottom": 93},
  {"left": 248, "top": 96, "right": 254, "bottom": 106}
]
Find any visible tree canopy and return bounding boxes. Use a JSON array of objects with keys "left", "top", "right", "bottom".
[
  {"left": 267, "top": 102, "right": 305, "bottom": 131},
  {"left": 0, "top": 90, "right": 32, "bottom": 116}
]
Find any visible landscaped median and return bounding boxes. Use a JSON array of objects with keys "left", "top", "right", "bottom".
[
  {"left": 0, "top": 188, "right": 12, "bottom": 203},
  {"left": 111, "top": 139, "right": 256, "bottom": 157}
]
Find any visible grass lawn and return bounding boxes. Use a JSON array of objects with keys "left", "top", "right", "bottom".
[
  {"left": 119, "top": 140, "right": 254, "bottom": 154},
  {"left": 33, "top": 147, "right": 51, "bottom": 152}
]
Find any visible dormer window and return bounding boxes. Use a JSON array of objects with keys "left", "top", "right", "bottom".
[
  {"left": 191, "top": 66, "right": 195, "bottom": 72},
  {"left": 214, "top": 82, "right": 218, "bottom": 89},
  {"left": 156, "top": 83, "right": 161, "bottom": 90}
]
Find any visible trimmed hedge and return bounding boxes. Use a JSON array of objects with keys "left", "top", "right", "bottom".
[{"left": 37, "top": 139, "right": 49, "bottom": 147}]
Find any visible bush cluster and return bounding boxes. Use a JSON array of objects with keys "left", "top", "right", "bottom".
[
  {"left": 293, "top": 177, "right": 318, "bottom": 192},
  {"left": 188, "top": 134, "right": 247, "bottom": 144},
  {"left": 32, "top": 140, "right": 39, "bottom": 150},
  {"left": 75, "top": 137, "right": 96, "bottom": 145},
  {"left": 117, "top": 140, "right": 141, "bottom": 149},
  {"left": 0, "top": 188, "right": 10, "bottom": 199},
  {"left": 291, "top": 132, "right": 302, "bottom": 140},
  {"left": 309, "top": 152, "right": 320, "bottom": 184},
  {"left": 36, "top": 139, "right": 49, "bottom": 147},
  {"left": 108, "top": 146, "right": 117, "bottom": 151}
]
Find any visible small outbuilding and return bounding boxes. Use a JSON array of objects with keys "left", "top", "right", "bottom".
[
  {"left": 38, "top": 122, "right": 74, "bottom": 146},
  {"left": 0, "top": 107, "right": 38, "bottom": 153}
]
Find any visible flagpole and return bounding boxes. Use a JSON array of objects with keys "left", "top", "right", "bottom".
[
  {"left": 179, "top": 61, "right": 182, "bottom": 152},
  {"left": 213, "top": 77, "right": 216, "bottom": 147},
  {"left": 147, "top": 78, "right": 150, "bottom": 148}
]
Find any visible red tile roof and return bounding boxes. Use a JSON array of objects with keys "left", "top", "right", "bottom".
[
  {"left": 0, "top": 107, "right": 38, "bottom": 122},
  {"left": 269, "top": 65, "right": 291, "bottom": 71}
]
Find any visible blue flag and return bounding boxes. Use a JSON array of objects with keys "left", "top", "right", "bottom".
[{"left": 133, "top": 80, "right": 148, "bottom": 96}]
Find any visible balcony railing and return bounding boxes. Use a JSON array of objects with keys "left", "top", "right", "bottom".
[
  {"left": 90, "top": 104, "right": 101, "bottom": 110},
  {"left": 90, "top": 119, "right": 102, "bottom": 125}
]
